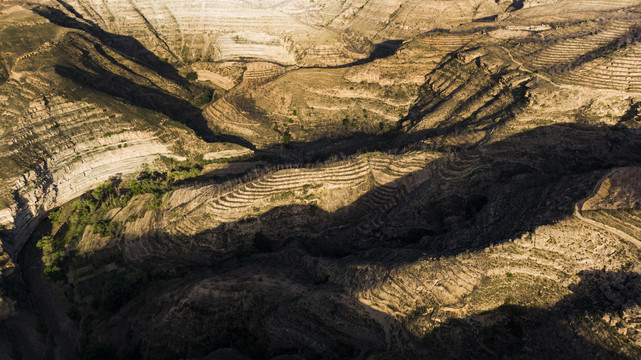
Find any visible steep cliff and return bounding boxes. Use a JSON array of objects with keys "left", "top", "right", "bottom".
[
  {"left": 0, "top": 5, "right": 250, "bottom": 254},
  {"left": 3, "top": 1, "right": 641, "bottom": 359}
]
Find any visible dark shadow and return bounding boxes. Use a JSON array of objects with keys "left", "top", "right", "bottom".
[
  {"left": 620, "top": 101, "right": 641, "bottom": 123},
  {"left": 54, "top": 63, "right": 253, "bottom": 149},
  {"left": 252, "top": 131, "right": 404, "bottom": 164},
  {"left": 30, "top": 5, "right": 256, "bottom": 150},
  {"left": 31, "top": 5, "right": 183, "bottom": 84},
  {"left": 302, "top": 40, "right": 405, "bottom": 70},
  {"left": 473, "top": 14, "right": 498, "bottom": 23},
  {"left": 16, "top": 122, "right": 641, "bottom": 359},
  {"left": 53, "top": 52, "right": 254, "bottom": 150},
  {"left": 509, "top": 0, "right": 525, "bottom": 11},
  {"left": 155, "top": 123, "right": 641, "bottom": 266},
  {"left": 419, "top": 270, "right": 641, "bottom": 359},
  {"left": 397, "top": 123, "right": 641, "bottom": 257},
  {"left": 48, "top": 207, "right": 641, "bottom": 359},
  {"left": 0, "top": 62, "right": 8, "bottom": 85},
  {"left": 364, "top": 40, "right": 405, "bottom": 63},
  {"left": 55, "top": 0, "right": 87, "bottom": 21}
]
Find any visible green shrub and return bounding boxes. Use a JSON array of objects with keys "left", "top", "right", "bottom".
[
  {"left": 102, "top": 129, "right": 125, "bottom": 137},
  {"left": 282, "top": 132, "right": 292, "bottom": 146},
  {"left": 147, "top": 195, "right": 163, "bottom": 213},
  {"left": 92, "top": 181, "right": 114, "bottom": 202},
  {"left": 190, "top": 89, "right": 213, "bottom": 107},
  {"left": 166, "top": 165, "right": 202, "bottom": 181},
  {"left": 126, "top": 178, "right": 170, "bottom": 196},
  {"left": 36, "top": 235, "right": 64, "bottom": 276},
  {"left": 48, "top": 209, "right": 61, "bottom": 227},
  {"left": 92, "top": 220, "right": 123, "bottom": 238},
  {"left": 185, "top": 71, "right": 198, "bottom": 81}
]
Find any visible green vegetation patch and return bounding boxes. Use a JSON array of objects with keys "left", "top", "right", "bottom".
[
  {"left": 189, "top": 89, "right": 214, "bottom": 108},
  {"left": 37, "top": 156, "right": 209, "bottom": 277},
  {"left": 103, "top": 129, "right": 126, "bottom": 138},
  {"left": 92, "top": 220, "right": 124, "bottom": 238}
]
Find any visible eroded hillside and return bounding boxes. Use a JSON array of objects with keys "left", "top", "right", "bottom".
[{"left": 2, "top": 0, "right": 641, "bottom": 359}]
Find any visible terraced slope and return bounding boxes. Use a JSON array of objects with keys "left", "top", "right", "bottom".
[
  {"left": 56, "top": 0, "right": 512, "bottom": 66},
  {"left": 515, "top": 0, "right": 641, "bottom": 16},
  {"left": 59, "top": 0, "right": 370, "bottom": 66},
  {"left": 510, "top": 10, "right": 641, "bottom": 93},
  {"left": 528, "top": 20, "right": 638, "bottom": 68},
  {"left": 577, "top": 167, "right": 641, "bottom": 247},
  {"left": 561, "top": 42, "right": 641, "bottom": 92},
  {"left": 4, "top": 1, "right": 641, "bottom": 360},
  {"left": 405, "top": 48, "right": 531, "bottom": 136},
  {"left": 0, "top": 5, "right": 249, "bottom": 254},
  {"left": 111, "top": 151, "right": 436, "bottom": 262},
  {"left": 209, "top": 34, "right": 453, "bottom": 146},
  {"left": 357, "top": 218, "right": 641, "bottom": 347}
]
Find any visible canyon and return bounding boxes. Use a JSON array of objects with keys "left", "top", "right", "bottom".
[{"left": 1, "top": 0, "right": 641, "bottom": 359}]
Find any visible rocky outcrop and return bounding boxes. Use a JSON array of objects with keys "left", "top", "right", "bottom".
[
  {"left": 7, "top": 129, "right": 174, "bottom": 254},
  {"left": 583, "top": 167, "right": 641, "bottom": 211},
  {"left": 0, "top": 245, "right": 16, "bottom": 320},
  {"left": 54, "top": 0, "right": 519, "bottom": 67},
  {"left": 59, "top": 0, "right": 371, "bottom": 66},
  {"left": 0, "top": 7, "right": 244, "bottom": 255}
]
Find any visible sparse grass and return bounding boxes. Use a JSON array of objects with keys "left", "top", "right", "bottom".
[{"left": 269, "top": 190, "right": 295, "bottom": 203}]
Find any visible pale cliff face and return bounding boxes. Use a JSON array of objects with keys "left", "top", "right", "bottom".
[
  {"left": 2, "top": 0, "right": 641, "bottom": 359},
  {"left": 0, "top": 5, "right": 250, "bottom": 254},
  {"left": 59, "top": 0, "right": 511, "bottom": 65}
]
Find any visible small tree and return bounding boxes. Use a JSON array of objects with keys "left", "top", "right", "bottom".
[
  {"left": 282, "top": 131, "right": 292, "bottom": 147},
  {"left": 37, "top": 235, "right": 63, "bottom": 276},
  {"left": 92, "top": 181, "right": 114, "bottom": 203}
]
